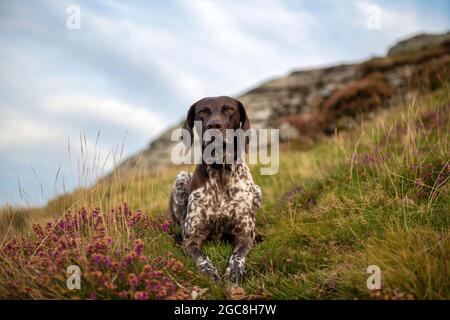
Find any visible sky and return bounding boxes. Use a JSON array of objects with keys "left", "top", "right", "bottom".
[{"left": 0, "top": 0, "right": 449, "bottom": 206}]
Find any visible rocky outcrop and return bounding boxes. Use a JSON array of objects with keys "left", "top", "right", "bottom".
[
  {"left": 241, "top": 64, "right": 358, "bottom": 128},
  {"left": 387, "top": 32, "right": 450, "bottom": 56}
]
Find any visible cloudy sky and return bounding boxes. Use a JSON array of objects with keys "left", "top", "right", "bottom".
[{"left": 0, "top": 0, "right": 449, "bottom": 206}]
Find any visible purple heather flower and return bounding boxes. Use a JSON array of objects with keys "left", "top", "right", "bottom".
[
  {"left": 134, "top": 291, "right": 149, "bottom": 300},
  {"left": 414, "top": 178, "right": 425, "bottom": 188},
  {"left": 128, "top": 273, "right": 139, "bottom": 287},
  {"left": 359, "top": 154, "right": 376, "bottom": 166},
  {"left": 91, "top": 253, "right": 102, "bottom": 264},
  {"left": 286, "top": 191, "right": 295, "bottom": 200},
  {"left": 134, "top": 239, "right": 144, "bottom": 256},
  {"left": 102, "top": 255, "right": 112, "bottom": 267}
]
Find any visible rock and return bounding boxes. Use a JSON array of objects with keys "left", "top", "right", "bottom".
[
  {"left": 387, "top": 32, "right": 450, "bottom": 56},
  {"left": 278, "top": 121, "right": 300, "bottom": 141}
]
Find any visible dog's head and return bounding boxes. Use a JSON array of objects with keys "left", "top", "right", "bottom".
[{"left": 182, "top": 96, "right": 250, "bottom": 164}]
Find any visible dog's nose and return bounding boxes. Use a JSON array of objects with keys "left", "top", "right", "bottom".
[{"left": 206, "top": 121, "right": 223, "bottom": 130}]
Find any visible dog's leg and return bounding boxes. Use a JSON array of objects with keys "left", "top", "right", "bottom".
[
  {"left": 169, "top": 171, "right": 192, "bottom": 226},
  {"left": 183, "top": 234, "right": 220, "bottom": 282},
  {"left": 253, "top": 184, "right": 262, "bottom": 210},
  {"left": 183, "top": 213, "right": 220, "bottom": 282},
  {"left": 225, "top": 230, "right": 254, "bottom": 283},
  {"left": 225, "top": 209, "right": 255, "bottom": 283}
]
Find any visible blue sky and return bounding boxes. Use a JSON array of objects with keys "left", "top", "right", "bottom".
[{"left": 0, "top": 0, "right": 449, "bottom": 206}]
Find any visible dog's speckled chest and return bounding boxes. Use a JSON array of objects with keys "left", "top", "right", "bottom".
[{"left": 186, "top": 164, "right": 257, "bottom": 233}]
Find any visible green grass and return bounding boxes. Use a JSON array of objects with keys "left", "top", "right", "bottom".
[{"left": 0, "top": 84, "right": 449, "bottom": 300}]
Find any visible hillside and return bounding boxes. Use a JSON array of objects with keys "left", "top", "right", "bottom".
[{"left": 0, "top": 32, "right": 449, "bottom": 300}]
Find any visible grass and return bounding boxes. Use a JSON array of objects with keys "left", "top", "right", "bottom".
[{"left": 0, "top": 82, "right": 449, "bottom": 299}]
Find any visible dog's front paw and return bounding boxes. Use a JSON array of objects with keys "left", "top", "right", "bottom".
[
  {"left": 197, "top": 256, "right": 221, "bottom": 282},
  {"left": 224, "top": 258, "right": 245, "bottom": 283}
]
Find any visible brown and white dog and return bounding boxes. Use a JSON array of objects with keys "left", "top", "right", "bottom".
[{"left": 169, "top": 96, "right": 262, "bottom": 282}]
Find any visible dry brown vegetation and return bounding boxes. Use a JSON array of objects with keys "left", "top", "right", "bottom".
[
  {"left": 274, "top": 41, "right": 450, "bottom": 142},
  {"left": 358, "top": 40, "right": 450, "bottom": 78},
  {"left": 410, "top": 56, "right": 450, "bottom": 90},
  {"left": 323, "top": 73, "right": 393, "bottom": 119}
]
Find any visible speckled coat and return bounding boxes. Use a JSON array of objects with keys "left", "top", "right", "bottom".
[{"left": 169, "top": 163, "right": 262, "bottom": 282}]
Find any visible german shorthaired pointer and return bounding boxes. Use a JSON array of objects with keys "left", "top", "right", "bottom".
[{"left": 169, "top": 96, "right": 262, "bottom": 282}]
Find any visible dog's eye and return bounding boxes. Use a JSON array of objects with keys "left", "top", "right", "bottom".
[
  {"left": 198, "top": 109, "right": 209, "bottom": 117},
  {"left": 223, "top": 106, "right": 234, "bottom": 113}
]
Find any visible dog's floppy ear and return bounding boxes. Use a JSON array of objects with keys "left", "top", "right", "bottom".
[
  {"left": 182, "top": 103, "right": 196, "bottom": 148},
  {"left": 237, "top": 100, "right": 250, "bottom": 131},
  {"left": 237, "top": 100, "right": 251, "bottom": 153}
]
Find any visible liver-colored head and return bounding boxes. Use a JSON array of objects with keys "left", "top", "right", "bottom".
[{"left": 183, "top": 96, "right": 250, "bottom": 145}]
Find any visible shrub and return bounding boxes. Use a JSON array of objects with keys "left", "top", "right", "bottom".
[
  {"left": 274, "top": 113, "right": 325, "bottom": 137},
  {"left": 273, "top": 74, "right": 394, "bottom": 138},
  {"left": 359, "top": 42, "right": 450, "bottom": 77},
  {"left": 323, "top": 73, "right": 393, "bottom": 122},
  {"left": 0, "top": 205, "right": 191, "bottom": 300},
  {"left": 410, "top": 56, "right": 450, "bottom": 91},
  {"left": 358, "top": 57, "right": 395, "bottom": 77}
]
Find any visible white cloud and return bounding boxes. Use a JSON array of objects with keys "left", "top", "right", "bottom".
[
  {"left": 167, "top": 0, "right": 326, "bottom": 96},
  {"left": 219, "top": 0, "right": 317, "bottom": 45},
  {"left": 0, "top": 110, "right": 60, "bottom": 149},
  {"left": 0, "top": 105, "right": 118, "bottom": 174},
  {"left": 45, "top": 95, "right": 168, "bottom": 137}
]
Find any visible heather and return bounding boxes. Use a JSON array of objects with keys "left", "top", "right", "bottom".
[
  {"left": 358, "top": 39, "right": 450, "bottom": 77},
  {"left": 0, "top": 205, "right": 192, "bottom": 299}
]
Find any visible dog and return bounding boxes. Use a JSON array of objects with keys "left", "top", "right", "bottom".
[{"left": 169, "top": 96, "right": 262, "bottom": 282}]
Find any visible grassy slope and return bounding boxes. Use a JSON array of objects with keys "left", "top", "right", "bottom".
[{"left": 0, "top": 85, "right": 449, "bottom": 299}]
